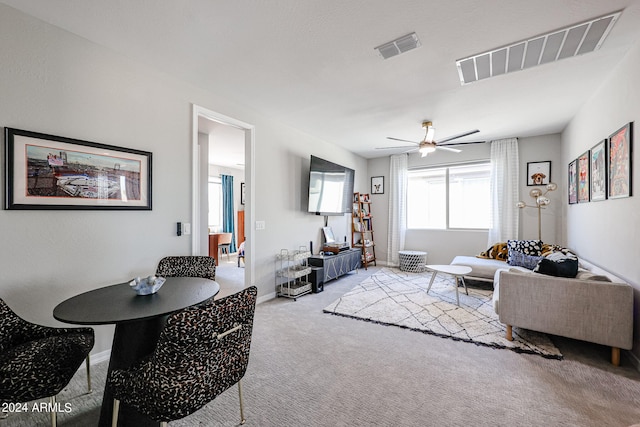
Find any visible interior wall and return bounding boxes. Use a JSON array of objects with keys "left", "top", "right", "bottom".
[
  {"left": 562, "top": 37, "right": 640, "bottom": 360},
  {"left": 0, "top": 5, "right": 367, "bottom": 355},
  {"left": 517, "top": 134, "right": 563, "bottom": 244}
]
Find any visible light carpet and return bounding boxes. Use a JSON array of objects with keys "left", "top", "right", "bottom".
[{"left": 323, "top": 267, "right": 562, "bottom": 359}]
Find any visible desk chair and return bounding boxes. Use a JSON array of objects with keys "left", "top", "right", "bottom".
[
  {"left": 217, "top": 233, "right": 233, "bottom": 263},
  {"left": 109, "top": 286, "right": 257, "bottom": 426},
  {"left": 0, "top": 298, "right": 94, "bottom": 427},
  {"left": 156, "top": 255, "right": 216, "bottom": 281}
]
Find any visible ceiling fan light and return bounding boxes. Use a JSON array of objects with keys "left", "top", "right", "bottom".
[{"left": 418, "top": 143, "right": 436, "bottom": 156}]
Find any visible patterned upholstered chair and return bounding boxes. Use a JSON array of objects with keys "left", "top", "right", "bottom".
[
  {"left": 0, "top": 298, "right": 94, "bottom": 427},
  {"left": 109, "top": 286, "right": 257, "bottom": 426},
  {"left": 156, "top": 255, "right": 216, "bottom": 281}
]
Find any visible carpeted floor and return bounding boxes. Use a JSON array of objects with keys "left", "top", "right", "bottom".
[
  {"left": 3, "top": 266, "right": 640, "bottom": 426},
  {"left": 323, "top": 267, "right": 562, "bottom": 359}
]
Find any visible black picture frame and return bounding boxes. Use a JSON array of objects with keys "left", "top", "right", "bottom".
[
  {"left": 608, "top": 122, "right": 633, "bottom": 199},
  {"left": 590, "top": 140, "right": 607, "bottom": 202},
  {"left": 371, "top": 176, "right": 384, "bottom": 194},
  {"left": 526, "top": 161, "right": 551, "bottom": 186},
  {"left": 568, "top": 159, "right": 578, "bottom": 205},
  {"left": 577, "top": 150, "right": 590, "bottom": 203},
  {"left": 241, "top": 182, "right": 246, "bottom": 205},
  {"left": 4, "top": 127, "right": 152, "bottom": 210}
]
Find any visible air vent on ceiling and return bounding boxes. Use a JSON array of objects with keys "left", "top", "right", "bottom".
[
  {"left": 456, "top": 11, "right": 621, "bottom": 85},
  {"left": 375, "top": 32, "right": 421, "bottom": 59}
]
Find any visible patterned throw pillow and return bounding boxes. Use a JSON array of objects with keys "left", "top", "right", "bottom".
[
  {"left": 507, "top": 250, "right": 543, "bottom": 269},
  {"left": 507, "top": 239, "right": 543, "bottom": 265},
  {"left": 533, "top": 252, "right": 579, "bottom": 278}
]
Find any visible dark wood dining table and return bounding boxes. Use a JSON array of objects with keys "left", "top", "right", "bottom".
[{"left": 53, "top": 276, "right": 220, "bottom": 427}]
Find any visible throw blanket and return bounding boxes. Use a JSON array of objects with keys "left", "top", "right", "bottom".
[{"left": 478, "top": 242, "right": 568, "bottom": 260}]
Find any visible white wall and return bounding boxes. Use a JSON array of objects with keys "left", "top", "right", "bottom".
[
  {"left": 517, "top": 134, "right": 563, "bottom": 243},
  {"left": 0, "top": 5, "right": 367, "bottom": 355},
  {"left": 562, "top": 38, "right": 640, "bottom": 360}
]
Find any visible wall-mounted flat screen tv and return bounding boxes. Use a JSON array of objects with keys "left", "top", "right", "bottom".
[{"left": 308, "top": 155, "right": 355, "bottom": 215}]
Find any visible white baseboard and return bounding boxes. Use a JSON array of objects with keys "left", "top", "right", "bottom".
[{"left": 257, "top": 292, "right": 276, "bottom": 304}]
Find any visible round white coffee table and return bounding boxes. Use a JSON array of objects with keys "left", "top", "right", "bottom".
[
  {"left": 425, "top": 264, "right": 472, "bottom": 306},
  {"left": 399, "top": 250, "right": 427, "bottom": 272}
]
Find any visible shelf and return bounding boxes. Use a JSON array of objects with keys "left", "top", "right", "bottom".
[
  {"left": 351, "top": 192, "right": 376, "bottom": 270},
  {"left": 277, "top": 281, "right": 312, "bottom": 297},
  {"left": 277, "top": 266, "right": 311, "bottom": 279}
]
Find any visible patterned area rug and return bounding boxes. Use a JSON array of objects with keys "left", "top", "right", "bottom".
[{"left": 324, "top": 267, "right": 562, "bottom": 359}]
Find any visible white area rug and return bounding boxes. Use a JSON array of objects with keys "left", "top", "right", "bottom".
[{"left": 324, "top": 267, "right": 562, "bottom": 359}]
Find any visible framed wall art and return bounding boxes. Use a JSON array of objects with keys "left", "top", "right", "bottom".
[
  {"left": 568, "top": 159, "right": 578, "bottom": 205},
  {"left": 4, "top": 127, "right": 152, "bottom": 210},
  {"left": 590, "top": 140, "right": 607, "bottom": 201},
  {"left": 577, "top": 150, "right": 590, "bottom": 203},
  {"left": 371, "top": 176, "right": 384, "bottom": 194},
  {"left": 608, "top": 122, "right": 633, "bottom": 199},
  {"left": 526, "top": 161, "right": 551, "bottom": 186}
]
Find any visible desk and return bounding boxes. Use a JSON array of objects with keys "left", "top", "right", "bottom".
[
  {"left": 208, "top": 233, "right": 233, "bottom": 265},
  {"left": 53, "top": 277, "right": 220, "bottom": 427}
]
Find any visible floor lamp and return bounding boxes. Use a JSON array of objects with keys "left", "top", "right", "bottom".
[{"left": 516, "top": 182, "right": 557, "bottom": 241}]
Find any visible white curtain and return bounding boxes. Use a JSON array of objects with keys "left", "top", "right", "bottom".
[
  {"left": 387, "top": 154, "right": 408, "bottom": 266},
  {"left": 487, "top": 138, "right": 519, "bottom": 246}
]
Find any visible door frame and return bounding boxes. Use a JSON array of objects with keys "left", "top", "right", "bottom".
[{"left": 192, "top": 104, "right": 255, "bottom": 287}]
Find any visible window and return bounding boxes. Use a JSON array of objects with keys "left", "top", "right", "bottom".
[
  {"left": 407, "top": 163, "right": 490, "bottom": 229},
  {"left": 208, "top": 177, "right": 222, "bottom": 231}
]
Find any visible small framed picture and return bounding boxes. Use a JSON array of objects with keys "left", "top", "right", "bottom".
[
  {"left": 240, "top": 182, "right": 246, "bottom": 205},
  {"left": 568, "top": 159, "right": 578, "bottom": 205},
  {"left": 590, "top": 140, "right": 607, "bottom": 202},
  {"left": 577, "top": 151, "right": 590, "bottom": 203},
  {"left": 526, "top": 161, "right": 551, "bottom": 186},
  {"left": 371, "top": 176, "right": 384, "bottom": 194},
  {"left": 608, "top": 122, "right": 633, "bottom": 199}
]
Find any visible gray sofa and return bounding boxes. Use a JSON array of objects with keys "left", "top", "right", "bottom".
[{"left": 451, "top": 255, "right": 634, "bottom": 366}]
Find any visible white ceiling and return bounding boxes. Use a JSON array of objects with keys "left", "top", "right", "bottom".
[{"left": 4, "top": 0, "right": 640, "bottom": 159}]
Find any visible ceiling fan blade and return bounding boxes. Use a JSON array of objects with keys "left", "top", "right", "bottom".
[
  {"left": 438, "top": 140, "right": 486, "bottom": 146},
  {"left": 386, "top": 137, "right": 420, "bottom": 144},
  {"left": 436, "top": 129, "right": 480, "bottom": 144},
  {"left": 435, "top": 146, "right": 462, "bottom": 153},
  {"left": 376, "top": 145, "right": 417, "bottom": 150}
]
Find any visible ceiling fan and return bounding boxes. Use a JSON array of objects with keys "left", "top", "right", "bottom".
[{"left": 377, "top": 121, "right": 482, "bottom": 157}]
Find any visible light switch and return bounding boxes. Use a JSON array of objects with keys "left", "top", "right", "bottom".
[
  {"left": 184, "top": 223, "right": 191, "bottom": 235},
  {"left": 255, "top": 220, "right": 265, "bottom": 230}
]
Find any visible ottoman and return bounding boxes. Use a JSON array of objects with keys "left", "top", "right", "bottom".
[{"left": 399, "top": 250, "right": 427, "bottom": 272}]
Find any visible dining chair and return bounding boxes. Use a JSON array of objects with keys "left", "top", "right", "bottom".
[
  {"left": 217, "top": 232, "right": 233, "bottom": 263},
  {"left": 155, "top": 255, "right": 216, "bottom": 281},
  {"left": 0, "top": 298, "right": 94, "bottom": 427},
  {"left": 109, "top": 286, "right": 258, "bottom": 426}
]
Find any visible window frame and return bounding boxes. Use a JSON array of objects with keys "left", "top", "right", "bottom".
[{"left": 407, "top": 161, "right": 491, "bottom": 231}]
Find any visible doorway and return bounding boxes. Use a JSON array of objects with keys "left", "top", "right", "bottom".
[{"left": 192, "top": 105, "right": 255, "bottom": 296}]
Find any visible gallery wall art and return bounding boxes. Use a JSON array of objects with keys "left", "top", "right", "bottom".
[{"left": 4, "top": 128, "right": 152, "bottom": 210}]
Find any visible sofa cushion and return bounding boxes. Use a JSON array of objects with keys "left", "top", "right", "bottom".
[
  {"left": 575, "top": 270, "right": 611, "bottom": 282},
  {"left": 533, "top": 252, "right": 579, "bottom": 278},
  {"left": 507, "top": 250, "right": 543, "bottom": 269},
  {"left": 507, "top": 240, "right": 542, "bottom": 264}
]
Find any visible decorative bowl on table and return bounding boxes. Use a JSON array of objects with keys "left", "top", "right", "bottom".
[{"left": 129, "top": 276, "right": 166, "bottom": 295}]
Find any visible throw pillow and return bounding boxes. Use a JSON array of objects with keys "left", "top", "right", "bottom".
[
  {"left": 477, "top": 242, "right": 508, "bottom": 261},
  {"left": 507, "top": 239, "right": 543, "bottom": 265},
  {"left": 533, "top": 252, "right": 579, "bottom": 278},
  {"left": 507, "top": 250, "right": 543, "bottom": 269}
]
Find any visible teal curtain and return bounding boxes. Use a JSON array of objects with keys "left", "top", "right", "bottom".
[{"left": 221, "top": 174, "right": 237, "bottom": 253}]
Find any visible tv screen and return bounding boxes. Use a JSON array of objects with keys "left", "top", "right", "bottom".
[{"left": 308, "top": 155, "right": 355, "bottom": 215}]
